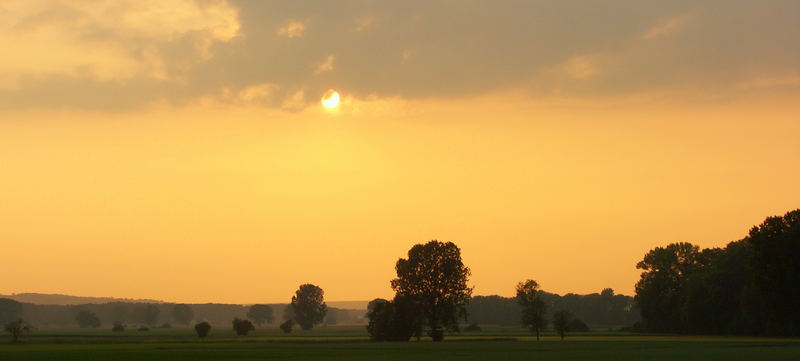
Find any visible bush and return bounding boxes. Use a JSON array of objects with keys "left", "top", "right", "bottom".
[
  {"left": 232, "top": 318, "right": 255, "bottom": 336},
  {"left": 279, "top": 319, "right": 294, "bottom": 334},
  {"left": 194, "top": 321, "right": 211, "bottom": 339},
  {"left": 365, "top": 297, "right": 421, "bottom": 342},
  {"left": 158, "top": 323, "right": 172, "bottom": 329},
  {"left": 137, "top": 326, "right": 150, "bottom": 332},
  {"left": 566, "top": 318, "right": 590, "bottom": 332},
  {"left": 111, "top": 322, "right": 125, "bottom": 332},
  {"left": 464, "top": 322, "right": 482, "bottom": 332}
]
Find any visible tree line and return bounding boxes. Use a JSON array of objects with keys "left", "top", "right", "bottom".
[{"left": 635, "top": 209, "right": 799, "bottom": 336}]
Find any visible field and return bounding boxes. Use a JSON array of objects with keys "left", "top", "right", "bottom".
[{"left": 2, "top": 326, "right": 799, "bottom": 361}]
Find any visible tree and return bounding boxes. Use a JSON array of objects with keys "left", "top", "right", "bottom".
[
  {"left": 232, "top": 317, "right": 255, "bottom": 336},
  {"left": 516, "top": 279, "right": 547, "bottom": 340},
  {"left": 634, "top": 242, "right": 709, "bottom": 333},
  {"left": 131, "top": 305, "right": 160, "bottom": 327},
  {"left": 391, "top": 240, "right": 472, "bottom": 341},
  {"left": 747, "top": 209, "right": 800, "bottom": 336},
  {"left": 365, "top": 296, "right": 422, "bottom": 342},
  {"left": 290, "top": 284, "right": 327, "bottom": 331},
  {"left": 553, "top": 310, "right": 572, "bottom": 340},
  {"left": 4, "top": 318, "right": 32, "bottom": 343},
  {"left": 194, "top": 321, "right": 211, "bottom": 339},
  {"left": 279, "top": 319, "right": 294, "bottom": 333},
  {"left": 247, "top": 304, "right": 274, "bottom": 326},
  {"left": 0, "top": 298, "right": 23, "bottom": 325},
  {"left": 172, "top": 304, "right": 194, "bottom": 326},
  {"left": 75, "top": 310, "right": 101, "bottom": 328},
  {"left": 567, "top": 318, "right": 590, "bottom": 332}
]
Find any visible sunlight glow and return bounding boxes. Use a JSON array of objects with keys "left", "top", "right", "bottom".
[{"left": 321, "top": 90, "right": 340, "bottom": 109}]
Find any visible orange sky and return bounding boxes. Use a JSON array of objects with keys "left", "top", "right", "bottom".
[{"left": 1, "top": 1, "right": 799, "bottom": 304}]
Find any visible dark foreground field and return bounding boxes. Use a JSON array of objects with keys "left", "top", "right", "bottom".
[{"left": 2, "top": 327, "right": 799, "bottom": 361}]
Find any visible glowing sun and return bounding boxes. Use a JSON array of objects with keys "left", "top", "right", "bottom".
[{"left": 321, "top": 90, "right": 340, "bottom": 109}]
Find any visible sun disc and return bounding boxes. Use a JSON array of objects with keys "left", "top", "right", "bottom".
[{"left": 321, "top": 90, "right": 340, "bottom": 109}]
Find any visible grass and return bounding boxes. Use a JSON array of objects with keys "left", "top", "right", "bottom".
[{"left": 2, "top": 326, "right": 799, "bottom": 361}]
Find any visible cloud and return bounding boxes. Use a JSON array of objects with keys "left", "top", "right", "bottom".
[
  {"left": 642, "top": 14, "right": 692, "bottom": 40},
  {"left": 315, "top": 55, "right": 335, "bottom": 74},
  {"left": 0, "top": 0, "right": 798, "bottom": 112},
  {"left": 276, "top": 20, "right": 305, "bottom": 38}
]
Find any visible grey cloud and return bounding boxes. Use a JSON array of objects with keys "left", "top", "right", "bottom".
[{"left": 1, "top": 0, "right": 798, "bottom": 111}]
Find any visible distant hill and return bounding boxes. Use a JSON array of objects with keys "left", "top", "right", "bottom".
[
  {"left": 0, "top": 293, "right": 369, "bottom": 310},
  {"left": 0, "top": 293, "right": 163, "bottom": 305}
]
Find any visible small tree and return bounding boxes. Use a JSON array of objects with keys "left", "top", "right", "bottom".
[
  {"left": 247, "top": 304, "right": 274, "bottom": 326},
  {"left": 232, "top": 318, "right": 255, "bottom": 336},
  {"left": 516, "top": 279, "right": 547, "bottom": 340},
  {"left": 194, "top": 321, "right": 211, "bottom": 339},
  {"left": 279, "top": 319, "right": 294, "bottom": 333},
  {"left": 553, "top": 310, "right": 572, "bottom": 340},
  {"left": 75, "top": 310, "right": 101, "bottom": 328},
  {"left": 172, "top": 304, "right": 194, "bottom": 326},
  {"left": 4, "top": 318, "right": 32, "bottom": 343},
  {"left": 291, "top": 284, "right": 327, "bottom": 330}
]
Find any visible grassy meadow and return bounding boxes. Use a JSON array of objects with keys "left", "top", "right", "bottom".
[{"left": 2, "top": 326, "right": 799, "bottom": 361}]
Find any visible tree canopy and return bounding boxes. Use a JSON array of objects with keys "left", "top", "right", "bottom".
[
  {"left": 290, "top": 284, "right": 327, "bottom": 331},
  {"left": 516, "top": 279, "right": 547, "bottom": 340},
  {"left": 247, "top": 304, "right": 274, "bottom": 325},
  {"left": 391, "top": 240, "right": 472, "bottom": 341}
]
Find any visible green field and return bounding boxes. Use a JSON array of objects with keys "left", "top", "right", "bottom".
[{"left": 2, "top": 326, "right": 799, "bottom": 361}]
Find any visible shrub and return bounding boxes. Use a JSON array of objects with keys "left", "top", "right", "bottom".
[
  {"left": 112, "top": 322, "right": 125, "bottom": 332},
  {"left": 195, "top": 321, "right": 211, "bottom": 339},
  {"left": 232, "top": 318, "right": 255, "bottom": 336},
  {"left": 464, "top": 322, "right": 482, "bottom": 332},
  {"left": 566, "top": 318, "right": 590, "bottom": 332},
  {"left": 279, "top": 319, "right": 294, "bottom": 334}
]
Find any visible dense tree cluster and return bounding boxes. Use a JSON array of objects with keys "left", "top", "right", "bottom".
[
  {"left": 465, "top": 290, "right": 638, "bottom": 327},
  {"left": 635, "top": 209, "right": 800, "bottom": 336},
  {"left": 75, "top": 310, "right": 101, "bottom": 328},
  {"left": 368, "top": 240, "right": 472, "bottom": 342}
]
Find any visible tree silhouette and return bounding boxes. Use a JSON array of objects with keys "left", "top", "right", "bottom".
[
  {"left": 279, "top": 319, "right": 294, "bottom": 333},
  {"left": 232, "top": 317, "right": 255, "bottom": 336},
  {"left": 391, "top": 240, "right": 472, "bottom": 341},
  {"left": 247, "top": 304, "right": 274, "bottom": 326},
  {"left": 194, "top": 321, "right": 211, "bottom": 339},
  {"left": 516, "top": 279, "right": 547, "bottom": 340},
  {"left": 748, "top": 209, "right": 800, "bottom": 336},
  {"left": 172, "top": 304, "right": 194, "bottom": 326},
  {"left": 290, "top": 284, "right": 327, "bottom": 331},
  {"left": 75, "top": 310, "right": 101, "bottom": 328},
  {"left": 4, "top": 318, "right": 32, "bottom": 343},
  {"left": 553, "top": 310, "right": 572, "bottom": 340}
]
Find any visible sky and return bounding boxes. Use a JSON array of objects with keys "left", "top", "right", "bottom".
[{"left": 1, "top": 0, "right": 799, "bottom": 304}]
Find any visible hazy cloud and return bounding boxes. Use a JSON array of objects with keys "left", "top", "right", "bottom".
[{"left": 1, "top": 0, "right": 798, "bottom": 111}]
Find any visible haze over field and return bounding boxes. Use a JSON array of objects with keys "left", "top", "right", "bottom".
[{"left": 1, "top": 0, "right": 798, "bottom": 304}]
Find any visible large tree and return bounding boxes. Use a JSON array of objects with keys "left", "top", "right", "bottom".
[
  {"left": 290, "top": 284, "right": 327, "bottom": 330},
  {"left": 247, "top": 304, "right": 274, "bottom": 325},
  {"left": 172, "top": 304, "right": 194, "bottom": 326},
  {"left": 747, "top": 209, "right": 800, "bottom": 336},
  {"left": 391, "top": 240, "right": 472, "bottom": 341},
  {"left": 516, "top": 279, "right": 547, "bottom": 340},
  {"left": 634, "top": 242, "right": 713, "bottom": 333}
]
